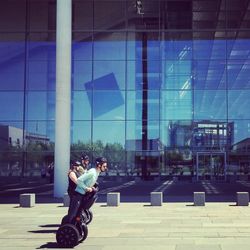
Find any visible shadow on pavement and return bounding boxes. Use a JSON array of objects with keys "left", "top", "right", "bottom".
[
  {"left": 29, "top": 229, "right": 57, "bottom": 234},
  {"left": 40, "top": 224, "right": 60, "bottom": 228},
  {"left": 37, "top": 242, "right": 59, "bottom": 249}
]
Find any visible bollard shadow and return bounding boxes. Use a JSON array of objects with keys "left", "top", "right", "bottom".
[
  {"left": 143, "top": 204, "right": 152, "bottom": 207},
  {"left": 100, "top": 204, "right": 108, "bottom": 207},
  {"left": 37, "top": 242, "right": 59, "bottom": 249},
  {"left": 186, "top": 204, "right": 195, "bottom": 206},
  {"left": 229, "top": 204, "right": 238, "bottom": 206}
]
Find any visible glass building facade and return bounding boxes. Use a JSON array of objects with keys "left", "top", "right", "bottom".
[{"left": 1, "top": 0, "right": 250, "bottom": 181}]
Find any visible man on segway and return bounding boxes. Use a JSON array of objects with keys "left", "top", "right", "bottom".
[
  {"left": 56, "top": 157, "right": 108, "bottom": 248},
  {"left": 67, "top": 156, "right": 108, "bottom": 224}
]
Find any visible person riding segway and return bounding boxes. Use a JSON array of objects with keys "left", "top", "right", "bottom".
[{"left": 56, "top": 157, "right": 108, "bottom": 248}]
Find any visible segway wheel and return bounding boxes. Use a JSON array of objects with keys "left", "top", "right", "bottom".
[
  {"left": 60, "top": 215, "right": 69, "bottom": 225},
  {"left": 56, "top": 224, "right": 80, "bottom": 248},
  {"left": 84, "top": 209, "right": 93, "bottom": 225},
  {"left": 78, "top": 222, "right": 88, "bottom": 242}
]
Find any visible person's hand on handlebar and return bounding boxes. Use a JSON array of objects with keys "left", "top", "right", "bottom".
[{"left": 86, "top": 187, "right": 93, "bottom": 192}]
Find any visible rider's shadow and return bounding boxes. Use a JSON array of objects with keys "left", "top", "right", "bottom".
[
  {"left": 28, "top": 225, "right": 59, "bottom": 249},
  {"left": 29, "top": 224, "right": 59, "bottom": 234}
]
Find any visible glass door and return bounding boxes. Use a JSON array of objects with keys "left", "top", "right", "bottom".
[{"left": 196, "top": 152, "right": 226, "bottom": 181}]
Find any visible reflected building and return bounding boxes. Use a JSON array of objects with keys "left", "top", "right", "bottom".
[
  {"left": 1, "top": 0, "right": 250, "bottom": 182},
  {"left": 0, "top": 124, "right": 50, "bottom": 150}
]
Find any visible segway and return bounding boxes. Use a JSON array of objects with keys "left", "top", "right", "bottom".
[
  {"left": 56, "top": 209, "right": 88, "bottom": 248},
  {"left": 56, "top": 186, "right": 98, "bottom": 247}
]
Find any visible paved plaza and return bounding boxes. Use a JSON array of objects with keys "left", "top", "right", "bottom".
[{"left": 1, "top": 202, "right": 250, "bottom": 250}]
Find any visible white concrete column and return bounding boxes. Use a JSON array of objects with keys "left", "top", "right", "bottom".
[{"left": 54, "top": 0, "right": 72, "bottom": 197}]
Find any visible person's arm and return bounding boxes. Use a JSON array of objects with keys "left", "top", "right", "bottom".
[
  {"left": 77, "top": 172, "right": 94, "bottom": 192},
  {"left": 68, "top": 171, "right": 78, "bottom": 184}
]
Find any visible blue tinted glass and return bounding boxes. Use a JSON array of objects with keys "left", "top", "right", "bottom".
[
  {"left": 161, "top": 90, "right": 192, "bottom": 120},
  {"left": 71, "top": 121, "right": 91, "bottom": 144},
  {"left": 194, "top": 90, "right": 226, "bottom": 119},
  {"left": 28, "top": 60, "right": 55, "bottom": 90},
  {"left": 28, "top": 41, "right": 56, "bottom": 60},
  {"left": 127, "top": 61, "right": 161, "bottom": 90},
  {"left": 26, "top": 91, "right": 55, "bottom": 120},
  {"left": 227, "top": 60, "right": 250, "bottom": 89},
  {"left": 127, "top": 38, "right": 160, "bottom": 61},
  {"left": 163, "top": 39, "right": 192, "bottom": 60},
  {"left": 73, "top": 61, "right": 92, "bottom": 90},
  {"left": 229, "top": 120, "right": 250, "bottom": 145},
  {"left": 0, "top": 60, "right": 25, "bottom": 90},
  {"left": 228, "top": 90, "right": 250, "bottom": 119},
  {"left": 72, "top": 91, "right": 91, "bottom": 120},
  {"left": 72, "top": 39, "right": 92, "bottom": 60},
  {"left": 126, "top": 121, "right": 159, "bottom": 150},
  {"left": 193, "top": 60, "right": 226, "bottom": 89},
  {"left": 127, "top": 91, "right": 159, "bottom": 120},
  {"left": 0, "top": 92, "right": 24, "bottom": 120},
  {"left": 0, "top": 38, "right": 25, "bottom": 90},
  {"left": 93, "top": 61, "right": 125, "bottom": 89},
  {"left": 93, "top": 121, "right": 125, "bottom": 144},
  {"left": 163, "top": 60, "right": 192, "bottom": 89},
  {"left": 92, "top": 90, "right": 125, "bottom": 120},
  {"left": 193, "top": 39, "right": 226, "bottom": 59},
  {"left": 94, "top": 33, "right": 125, "bottom": 60},
  {"left": 227, "top": 39, "right": 250, "bottom": 60}
]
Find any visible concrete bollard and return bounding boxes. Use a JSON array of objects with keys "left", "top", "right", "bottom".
[
  {"left": 150, "top": 192, "right": 162, "bottom": 206},
  {"left": 194, "top": 192, "right": 205, "bottom": 206},
  {"left": 107, "top": 192, "right": 120, "bottom": 206},
  {"left": 237, "top": 192, "right": 249, "bottom": 206},
  {"left": 20, "top": 193, "right": 35, "bottom": 207},
  {"left": 63, "top": 193, "right": 70, "bottom": 207}
]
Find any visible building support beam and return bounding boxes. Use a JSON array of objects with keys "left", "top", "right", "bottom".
[{"left": 54, "top": 0, "right": 72, "bottom": 197}]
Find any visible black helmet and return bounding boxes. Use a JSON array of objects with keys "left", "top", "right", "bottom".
[
  {"left": 81, "top": 154, "right": 89, "bottom": 161},
  {"left": 95, "top": 157, "right": 107, "bottom": 165},
  {"left": 71, "top": 160, "right": 82, "bottom": 167}
]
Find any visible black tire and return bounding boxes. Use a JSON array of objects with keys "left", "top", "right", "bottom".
[
  {"left": 78, "top": 223, "right": 88, "bottom": 242},
  {"left": 61, "top": 215, "right": 69, "bottom": 225},
  {"left": 56, "top": 224, "right": 80, "bottom": 248}
]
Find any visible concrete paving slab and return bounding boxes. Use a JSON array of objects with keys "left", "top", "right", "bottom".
[{"left": 1, "top": 202, "right": 250, "bottom": 250}]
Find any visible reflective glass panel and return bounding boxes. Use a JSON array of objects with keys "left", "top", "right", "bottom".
[
  {"left": 228, "top": 90, "right": 250, "bottom": 119},
  {"left": 72, "top": 91, "right": 92, "bottom": 120},
  {"left": 28, "top": 60, "right": 56, "bottom": 90},
  {"left": 93, "top": 32, "right": 126, "bottom": 60},
  {"left": 26, "top": 91, "right": 55, "bottom": 121},
  {"left": 160, "top": 120, "right": 192, "bottom": 147},
  {"left": 28, "top": 33, "right": 56, "bottom": 61},
  {"left": 93, "top": 61, "right": 125, "bottom": 90},
  {"left": 93, "top": 121, "right": 125, "bottom": 145},
  {"left": 126, "top": 120, "right": 159, "bottom": 151},
  {"left": 0, "top": 92, "right": 24, "bottom": 120},
  {"left": 71, "top": 121, "right": 91, "bottom": 144},
  {"left": 194, "top": 90, "right": 227, "bottom": 120},
  {"left": 92, "top": 90, "right": 125, "bottom": 120},
  {"left": 127, "top": 91, "right": 160, "bottom": 120},
  {"left": 72, "top": 33, "right": 92, "bottom": 60},
  {"left": 193, "top": 60, "right": 226, "bottom": 89},
  {"left": 227, "top": 60, "right": 250, "bottom": 89},
  {"left": 161, "top": 90, "right": 192, "bottom": 120}
]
